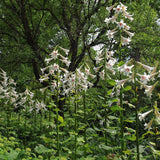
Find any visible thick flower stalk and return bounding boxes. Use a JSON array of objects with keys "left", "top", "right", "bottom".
[
  {"left": 0, "top": 69, "right": 20, "bottom": 138},
  {"left": 40, "top": 46, "right": 94, "bottom": 158},
  {"left": 104, "top": 2, "right": 135, "bottom": 156},
  {"left": 103, "top": 3, "right": 159, "bottom": 159}
]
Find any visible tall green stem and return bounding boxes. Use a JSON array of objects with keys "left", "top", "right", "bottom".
[
  {"left": 6, "top": 103, "right": 10, "bottom": 138},
  {"left": 34, "top": 109, "right": 37, "bottom": 134},
  {"left": 39, "top": 112, "right": 42, "bottom": 134},
  {"left": 120, "top": 86, "right": 124, "bottom": 153},
  {"left": 83, "top": 91, "right": 87, "bottom": 157},
  {"left": 24, "top": 105, "right": 27, "bottom": 147},
  {"left": 74, "top": 70, "right": 78, "bottom": 160},
  {"left": 104, "top": 50, "right": 108, "bottom": 156},
  {"left": 118, "top": 30, "right": 125, "bottom": 155},
  {"left": 56, "top": 72, "right": 60, "bottom": 156},
  {"left": 134, "top": 61, "right": 139, "bottom": 160}
]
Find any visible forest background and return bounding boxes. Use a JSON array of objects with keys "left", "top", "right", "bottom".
[{"left": 0, "top": 0, "right": 160, "bottom": 160}]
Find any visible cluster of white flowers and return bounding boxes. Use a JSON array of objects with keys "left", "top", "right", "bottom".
[
  {"left": 0, "top": 69, "right": 18, "bottom": 108},
  {"left": 136, "top": 62, "right": 159, "bottom": 97},
  {"left": 40, "top": 46, "right": 95, "bottom": 95},
  {"left": 93, "top": 2, "right": 160, "bottom": 126},
  {"left": 61, "top": 64, "right": 94, "bottom": 95},
  {"left": 104, "top": 2, "right": 159, "bottom": 99},
  {"left": 138, "top": 101, "right": 160, "bottom": 131},
  {"left": 105, "top": 2, "right": 134, "bottom": 46},
  {"left": 0, "top": 69, "right": 46, "bottom": 114}
]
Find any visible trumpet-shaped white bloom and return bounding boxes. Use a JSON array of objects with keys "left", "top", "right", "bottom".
[
  {"left": 144, "top": 118, "right": 154, "bottom": 130},
  {"left": 124, "top": 24, "right": 130, "bottom": 30},
  {"left": 137, "top": 61, "right": 154, "bottom": 73},
  {"left": 121, "top": 36, "right": 131, "bottom": 45},
  {"left": 123, "top": 29, "right": 134, "bottom": 37},
  {"left": 119, "top": 64, "right": 134, "bottom": 76},
  {"left": 99, "top": 70, "right": 105, "bottom": 80},
  {"left": 123, "top": 12, "right": 134, "bottom": 21},
  {"left": 104, "top": 18, "right": 110, "bottom": 24},
  {"left": 34, "top": 100, "right": 47, "bottom": 113},
  {"left": 105, "top": 15, "right": 118, "bottom": 24},
  {"left": 106, "top": 29, "right": 118, "bottom": 40},
  {"left": 60, "top": 67, "right": 69, "bottom": 74},
  {"left": 41, "top": 67, "right": 48, "bottom": 74},
  {"left": 52, "top": 81, "right": 57, "bottom": 89},
  {"left": 53, "top": 63, "right": 59, "bottom": 71},
  {"left": 114, "top": 5, "right": 122, "bottom": 13},
  {"left": 45, "top": 57, "right": 54, "bottom": 64},
  {"left": 78, "top": 83, "right": 88, "bottom": 91},
  {"left": 116, "top": 78, "right": 130, "bottom": 87},
  {"left": 59, "top": 46, "right": 69, "bottom": 55},
  {"left": 138, "top": 109, "right": 153, "bottom": 121},
  {"left": 95, "top": 56, "right": 104, "bottom": 64},
  {"left": 50, "top": 50, "right": 59, "bottom": 59},
  {"left": 107, "top": 58, "right": 117, "bottom": 68},
  {"left": 137, "top": 72, "right": 150, "bottom": 84},
  {"left": 120, "top": 2, "right": 127, "bottom": 12},
  {"left": 108, "top": 50, "right": 115, "bottom": 57},
  {"left": 93, "top": 66, "right": 102, "bottom": 72},
  {"left": 60, "top": 59, "right": 71, "bottom": 67},
  {"left": 106, "top": 4, "right": 115, "bottom": 12},
  {"left": 39, "top": 74, "right": 49, "bottom": 83},
  {"left": 141, "top": 81, "right": 158, "bottom": 97},
  {"left": 117, "top": 20, "right": 125, "bottom": 29}
]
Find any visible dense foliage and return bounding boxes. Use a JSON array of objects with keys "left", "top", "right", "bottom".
[{"left": 0, "top": 0, "right": 160, "bottom": 160}]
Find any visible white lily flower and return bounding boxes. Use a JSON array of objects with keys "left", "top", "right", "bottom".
[
  {"left": 121, "top": 36, "right": 131, "bottom": 45},
  {"left": 106, "top": 4, "right": 115, "bottom": 12},
  {"left": 117, "top": 20, "right": 125, "bottom": 29},
  {"left": 144, "top": 82, "right": 158, "bottom": 97},
  {"left": 138, "top": 109, "right": 153, "bottom": 121},
  {"left": 106, "top": 29, "right": 118, "bottom": 40},
  {"left": 99, "top": 70, "right": 105, "bottom": 80},
  {"left": 60, "top": 59, "right": 71, "bottom": 67},
  {"left": 105, "top": 15, "right": 118, "bottom": 24},
  {"left": 138, "top": 80, "right": 158, "bottom": 97},
  {"left": 59, "top": 46, "right": 69, "bottom": 55},
  {"left": 120, "top": 2, "right": 127, "bottom": 12},
  {"left": 108, "top": 50, "right": 115, "bottom": 57},
  {"left": 137, "top": 72, "right": 151, "bottom": 84},
  {"left": 53, "top": 63, "right": 59, "bottom": 71},
  {"left": 123, "top": 29, "right": 134, "bottom": 37},
  {"left": 107, "top": 58, "right": 117, "bottom": 67},
  {"left": 114, "top": 5, "right": 122, "bottom": 13},
  {"left": 104, "top": 18, "right": 110, "bottom": 24},
  {"left": 136, "top": 61, "right": 154, "bottom": 73},
  {"left": 116, "top": 78, "right": 130, "bottom": 87},
  {"left": 144, "top": 118, "right": 154, "bottom": 130},
  {"left": 78, "top": 83, "right": 88, "bottom": 91},
  {"left": 50, "top": 50, "right": 59, "bottom": 59},
  {"left": 123, "top": 12, "right": 134, "bottom": 21},
  {"left": 45, "top": 57, "right": 54, "bottom": 64},
  {"left": 124, "top": 24, "right": 130, "bottom": 30},
  {"left": 60, "top": 67, "right": 69, "bottom": 73},
  {"left": 120, "top": 64, "right": 134, "bottom": 76},
  {"left": 93, "top": 66, "right": 102, "bottom": 72},
  {"left": 95, "top": 56, "right": 104, "bottom": 64},
  {"left": 41, "top": 67, "right": 48, "bottom": 74},
  {"left": 39, "top": 75, "right": 49, "bottom": 83},
  {"left": 52, "top": 81, "right": 57, "bottom": 89}
]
